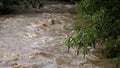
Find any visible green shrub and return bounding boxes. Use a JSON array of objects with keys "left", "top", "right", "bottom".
[{"left": 66, "top": 0, "right": 120, "bottom": 67}]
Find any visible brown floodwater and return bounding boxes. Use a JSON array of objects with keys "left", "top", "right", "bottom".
[{"left": 0, "top": 2, "right": 117, "bottom": 68}]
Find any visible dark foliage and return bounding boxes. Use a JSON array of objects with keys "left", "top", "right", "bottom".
[
  {"left": 0, "top": 0, "right": 43, "bottom": 14},
  {"left": 0, "top": 0, "right": 17, "bottom": 14}
]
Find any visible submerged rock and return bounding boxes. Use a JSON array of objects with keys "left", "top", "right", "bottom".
[
  {"left": 86, "top": 55, "right": 102, "bottom": 64},
  {"left": 56, "top": 56, "right": 73, "bottom": 65}
]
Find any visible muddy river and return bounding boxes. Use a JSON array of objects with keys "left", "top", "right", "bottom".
[{"left": 0, "top": 2, "right": 117, "bottom": 68}]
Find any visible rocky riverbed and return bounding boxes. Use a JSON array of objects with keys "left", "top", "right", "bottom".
[{"left": 0, "top": 1, "right": 117, "bottom": 68}]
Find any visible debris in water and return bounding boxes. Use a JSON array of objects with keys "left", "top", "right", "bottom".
[
  {"left": 13, "top": 64, "right": 21, "bottom": 68},
  {"left": 29, "top": 55, "right": 36, "bottom": 59}
]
